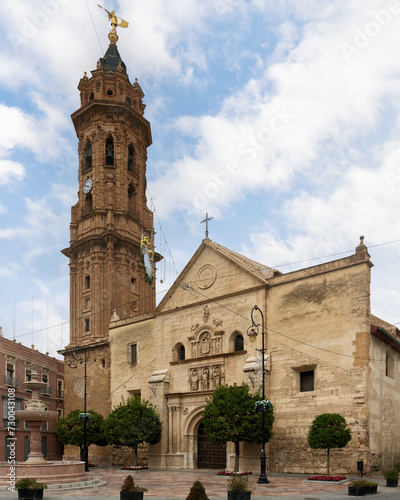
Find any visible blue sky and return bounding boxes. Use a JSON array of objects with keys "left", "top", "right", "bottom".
[{"left": 1, "top": 0, "right": 400, "bottom": 358}]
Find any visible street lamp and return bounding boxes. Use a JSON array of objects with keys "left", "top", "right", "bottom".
[
  {"left": 70, "top": 348, "right": 90, "bottom": 472},
  {"left": 247, "top": 305, "right": 269, "bottom": 484}
]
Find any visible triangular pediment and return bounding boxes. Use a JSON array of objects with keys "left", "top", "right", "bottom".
[{"left": 156, "top": 239, "right": 279, "bottom": 313}]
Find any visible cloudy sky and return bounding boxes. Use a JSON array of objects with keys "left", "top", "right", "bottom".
[{"left": 1, "top": 0, "right": 400, "bottom": 358}]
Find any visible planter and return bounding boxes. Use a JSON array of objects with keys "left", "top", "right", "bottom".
[
  {"left": 348, "top": 486, "right": 365, "bottom": 496},
  {"left": 227, "top": 492, "right": 251, "bottom": 500},
  {"left": 386, "top": 479, "right": 398, "bottom": 487},
  {"left": 18, "top": 490, "right": 44, "bottom": 500},
  {"left": 120, "top": 492, "right": 144, "bottom": 500}
]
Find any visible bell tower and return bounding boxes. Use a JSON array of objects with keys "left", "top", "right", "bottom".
[{"left": 60, "top": 19, "right": 158, "bottom": 464}]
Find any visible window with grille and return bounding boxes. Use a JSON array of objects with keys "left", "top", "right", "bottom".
[
  {"left": 300, "top": 371, "right": 314, "bottom": 392},
  {"left": 178, "top": 344, "right": 185, "bottom": 361},
  {"left": 127, "top": 343, "right": 137, "bottom": 364},
  {"left": 234, "top": 334, "right": 244, "bottom": 351}
]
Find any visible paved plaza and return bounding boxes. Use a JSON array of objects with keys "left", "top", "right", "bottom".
[{"left": 1, "top": 467, "right": 399, "bottom": 500}]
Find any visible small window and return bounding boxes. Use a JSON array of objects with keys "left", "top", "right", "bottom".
[
  {"left": 178, "top": 344, "right": 185, "bottom": 361},
  {"left": 131, "top": 277, "right": 136, "bottom": 292},
  {"left": 106, "top": 136, "right": 114, "bottom": 166},
  {"left": 128, "top": 343, "right": 137, "bottom": 364},
  {"left": 89, "top": 91, "right": 94, "bottom": 100},
  {"left": 85, "top": 275, "right": 90, "bottom": 289},
  {"left": 234, "top": 334, "right": 244, "bottom": 352},
  {"left": 386, "top": 354, "right": 394, "bottom": 378},
  {"left": 126, "top": 96, "right": 132, "bottom": 105},
  {"left": 42, "top": 373, "right": 48, "bottom": 385},
  {"left": 84, "top": 318, "right": 90, "bottom": 332},
  {"left": 83, "top": 140, "right": 92, "bottom": 171},
  {"left": 83, "top": 193, "right": 92, "bottom": 215},
  {"left": 128, "top": 144, "right": 135, "bottom": 172},
  {"left": 107, "top": 89, "right": 114, "bottom": 96},
  {"left": 25, "top": 369, "right": 32, "bottom": 382},
  {"left": 300, "top": 371, "right": 314, "bottom": 392},
  {"left": 6, "top": 363, "right": 14, "bottom": 379}
]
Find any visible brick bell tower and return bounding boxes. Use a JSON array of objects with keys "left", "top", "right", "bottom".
[{"left": 60, "top": 17, "right": 158, "bottom": 464}]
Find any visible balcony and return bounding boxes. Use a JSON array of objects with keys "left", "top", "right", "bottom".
[
  {"left": 40, "top": 386, "right": 52, "bottom": 396},
  {"left": 4, "top": 376, "right": 19, "bottom": 388},
  {"left": 56, "top": 390, "right": 64, "bottom": 399}
]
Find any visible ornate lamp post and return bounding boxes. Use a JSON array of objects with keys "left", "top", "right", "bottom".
[
  {"left": 247, "top": 305, "right": 269, "bottom": 484},
  {"left": 70, "top": 348, "right": 90, "bottom": 472}
]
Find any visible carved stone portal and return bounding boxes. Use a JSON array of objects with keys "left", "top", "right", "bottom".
[{"left": 189, "top": 364, "right": 224, "bottom": 392}]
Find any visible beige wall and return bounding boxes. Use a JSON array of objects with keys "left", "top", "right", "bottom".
[{"left": 109, "top": 240, "right": 400, "bottom": 473}]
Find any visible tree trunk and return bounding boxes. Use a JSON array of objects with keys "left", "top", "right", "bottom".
[
  {"left": 132, "top": 443, "right": 138, "bottom": 466},
  {"left": 327, "top": 448, "right": 330, "bottom": 476},
  {"left": 234, "top": 441, "right": 240, "bottom": 472}
]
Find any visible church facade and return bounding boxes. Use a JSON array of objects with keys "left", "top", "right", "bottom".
[
  {"left": 109, "top": 237, "right": 400, "bottom": 474},
  {"left": 61, "top": 22, "right": 400, "bottom": 473}
]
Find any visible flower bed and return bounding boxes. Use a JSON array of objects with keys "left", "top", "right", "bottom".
[
  {"left": 217, "top": 470, "right": 252, "bottom": 476},
  {"left": 121, "top": 465, "right": 148, "bottom": 470},
  {"left": 308, "top": 475, "right": 347, "bottom": 482}
]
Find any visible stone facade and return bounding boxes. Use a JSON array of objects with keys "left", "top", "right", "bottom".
[{"left": 109, "top": 237, "right": 400, "bottom": 474}]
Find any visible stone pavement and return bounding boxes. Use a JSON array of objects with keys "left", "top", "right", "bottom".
[{"left": 1, "top": 467, "right": 399, "bottom": 500}]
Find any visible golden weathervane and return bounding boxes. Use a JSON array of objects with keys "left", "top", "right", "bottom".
[{"left": 98, "top": 4, "right": 129, "bottom": 42}]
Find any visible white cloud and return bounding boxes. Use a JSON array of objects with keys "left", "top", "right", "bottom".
[{"left": 0, "top": 160, "right": 25, "bottom": 185}]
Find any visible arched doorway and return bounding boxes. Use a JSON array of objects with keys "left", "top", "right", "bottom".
[{"left": 197, "top": 422, "right": 226, "bottom": 469}]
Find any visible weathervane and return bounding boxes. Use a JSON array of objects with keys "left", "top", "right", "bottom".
[
  {"left": 201, "top": 213, "right": 213, "bottom": 239},
  {"left": 98, "top": 4, "right": 128, "bottom": 42}
]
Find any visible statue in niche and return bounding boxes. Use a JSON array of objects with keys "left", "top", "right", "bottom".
[
  {"left": 200, "top": 332, "right": 211, "bottom": 356},
  {"left": 213, "top": 365, "right": 221, "bottom": 388},
  {"left": 202, "top": 368, "right": 209, "bottom": 390},
  {"left": 192, "top": 343, "right": 197, "bottom": 357},
  {"left": 203, "top": 305, "right": 210, "bottom": 323},
  {"left": 215, "top": 337, "right": 221, "bottom": 353},
  {"left": 190, "top": 369, "right": 199, "bottom": 391}
]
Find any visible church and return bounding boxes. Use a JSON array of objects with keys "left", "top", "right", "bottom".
[{"left": 60, "top": 16, "right": 400, "bottom": 474}]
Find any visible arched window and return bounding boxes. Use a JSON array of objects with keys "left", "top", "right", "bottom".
[
  {"left": 178, "top": 344, "right": 185, "bottom": 361},
  {"left": 83, "top": 193, "right": 92, "bottom": 216},
  {"left": 128, "top": 184, "right": 137, "bottom": 218},
  {"left": 128, "top": 144, "right": 135, "bottom": 172},
  {"left": 234, "top": 333, "right": 244, "bottom": 352},
  {"left": 83, "top": 139, "right": 92, "bottom": 171},
  {"left": 105, "top": 136, "right": 114, "bottom": 166}
]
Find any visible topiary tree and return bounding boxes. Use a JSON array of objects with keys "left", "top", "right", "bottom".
[
  {"left": 56, "top": 409, "right": 107, "bottom": 460},
  {"left": 186, "top": 480, "right": 209, "bottom": 500},
  {"left": 104, "top": 396, "right": 162, "bottom": 466},
  {"left": 203, "top": 384, "right": 274, "bottom": 472},
  {"left": 308, "top": 413, "right": 352, "bottom": 475}
]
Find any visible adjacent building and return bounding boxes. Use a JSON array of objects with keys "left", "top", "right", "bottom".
[{"left": 0, "top": 330, "right": 64, "bottom": 462}]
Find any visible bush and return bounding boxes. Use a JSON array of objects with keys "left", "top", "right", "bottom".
[
  {"left": 120, "top": 475, "right": 148, "bottom": 492},
  {"left": 226, "top": 475, "right": 253, "bottom": 493},
  {"left": 384, "top": 469, "right": 399, "bottom": 481},
  {"left": 394, "top": 462, "right": 400, "bottom": 473},
  {"left": 186, "top": 480, "right": 209, "bottom": 500},
  {"left": 15, "top": 478, "right": 47, "bottom": 490}
]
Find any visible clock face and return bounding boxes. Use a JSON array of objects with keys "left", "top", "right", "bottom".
[{"left": 83, "top": 178, "right": 93, "bottom": 194}]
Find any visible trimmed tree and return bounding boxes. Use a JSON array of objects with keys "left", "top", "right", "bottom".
[
  {"left": 56, "top": 409, "right": 107, "bottom": 460},
  {"left": 308, "top": 413, "right": 352, "bottom": 475},
  {"left": 203, "top": 384, "right": 274, "bottom": 472},
  {"left": 104, "top": 396, "right": 162, "bottom": 466}
]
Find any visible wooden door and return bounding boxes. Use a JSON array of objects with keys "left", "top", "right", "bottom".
[{"left": 197, "top": 422, "right": 226, "bottom": 469}]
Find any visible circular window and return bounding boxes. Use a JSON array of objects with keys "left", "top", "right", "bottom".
[
  {"left": 196, "top": 264, "right": 217, "bottom": 289},
  {"left": 107, "top": 89, "right": 114, "bottom": 96}
]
